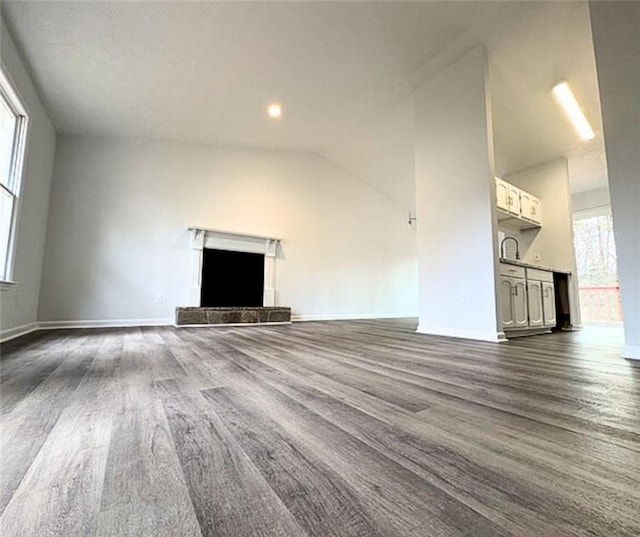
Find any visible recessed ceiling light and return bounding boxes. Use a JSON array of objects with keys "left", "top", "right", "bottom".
[
  {"left": 267, "top": 103, "right": 283, "bottom": 119},
  {"left": 552, "top": 81, "right": 595, "bottom": 141}
]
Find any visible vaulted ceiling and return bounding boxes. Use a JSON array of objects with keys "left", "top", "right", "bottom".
[{"left": 1, "top": 1, "right": 606, "bottom": 208}]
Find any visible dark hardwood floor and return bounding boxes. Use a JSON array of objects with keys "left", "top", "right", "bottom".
[{"left": 1, "top": 319, "right": 638, "bottom": 536}]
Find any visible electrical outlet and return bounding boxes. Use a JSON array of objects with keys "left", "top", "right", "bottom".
[
  {"left": 533, "top": 252, "right": 541, "bottom": 263},
  {"left": 154, "top": 293, "right": 163, "bottom": 304}
]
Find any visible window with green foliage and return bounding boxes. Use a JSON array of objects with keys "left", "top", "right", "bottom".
[{"left": 573, "top": 211, "right": 621, "bottom": 322}]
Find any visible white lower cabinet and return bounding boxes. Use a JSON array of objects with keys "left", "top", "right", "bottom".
[
  {"left": 499, "top": 263, "right": 526, "bottom": 331},
  {"left": 499, "top": 275, "right": 528, "bottom": 330},
  {"left": 542, "top": 282, "right": 556, "bottom": 327},
  {"left": 527, "top": 268, "right": 555, "bottom": 329},
  {"left": 513, "top": 279, "right": 528, "bottom": 328},
  {"left": 526, "top": 280, "right": 544, "bottom": 327},
  {"left": 499, "top": 278, "right": 515, "bottom": 329},
  {"left": 500, "top": 263, "right": 556, "bottom": 335}
]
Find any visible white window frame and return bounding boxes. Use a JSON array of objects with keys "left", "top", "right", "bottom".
[{"left": 0, "top": 66, "right": 29, "bottom": 284}]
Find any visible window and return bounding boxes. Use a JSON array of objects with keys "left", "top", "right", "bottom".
[
  {"left": 573, "top": 208, "right": 622, "bottom": 323},
  {"left": 0, "top": 68, "right": 28, "bottom": 282}
]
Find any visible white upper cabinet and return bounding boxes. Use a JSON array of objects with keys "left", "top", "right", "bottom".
[
  {"left": 520, "top": 191, "right": 542, "bottom": 225},
  {"left": 520, "top": 190, "right": 532, "bottom": 217},
  {"left": 495, "top": 177, "right": 510, "bottom": 213},
  {"left": 529, "top": 196, "right": 542, "bottom": 224},
  {"left": 507, "top": 184, "right": 521, "bottom": 216},
  {"left": 494, "top": 177, "right": 542, "bottom": 230}
]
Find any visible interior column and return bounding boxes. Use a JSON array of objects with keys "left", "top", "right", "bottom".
[
  {"left": 589, "top": 2, "right": 640, "bottom": 359},
  {"left": 414, "top": 47, "right": 502, "bottom": 341}
]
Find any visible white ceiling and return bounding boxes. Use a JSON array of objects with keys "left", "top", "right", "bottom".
[{"left": 1, "top": 1, "right": 606, "bottom": 207}]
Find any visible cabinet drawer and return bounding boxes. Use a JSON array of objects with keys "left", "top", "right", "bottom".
[
  {"left": 499, "top": 263, "right": 525, "bottom": 278},
  {"left": 526, "top": 268, "right": 554, "bottom": 282}
]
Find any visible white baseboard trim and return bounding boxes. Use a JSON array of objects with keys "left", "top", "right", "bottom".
[
  {"left": 2, "top": 315, "right": 411, "bottom": 340},
  {"left": 416, "top": 324, "right": 503, "bottom": 343},
  {"left": 622, "top": 345, "right": 640, "bottom": 360},
  {"left": 291, "top": 313, "right": 414, "bottom": 322},
  {"left": 37, "top": 318, "right": 173, "bottom": 330},
  {"left": 0, "top": 322, "right": 38, "bottom": 343}
]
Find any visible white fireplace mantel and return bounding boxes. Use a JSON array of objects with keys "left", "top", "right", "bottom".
[{"left": 188, "top": 227, "right": 281, "bottom": 307}]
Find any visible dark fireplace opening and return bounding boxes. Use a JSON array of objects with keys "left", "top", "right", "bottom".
[{"left": 200, "top": 249, "right": 265, "bottom": 307}]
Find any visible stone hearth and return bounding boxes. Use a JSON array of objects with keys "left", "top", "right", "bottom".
[{"left": 176, "top": 306, "right": 291, "bottom": 326}]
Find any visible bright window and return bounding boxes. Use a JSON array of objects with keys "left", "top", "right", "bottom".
[
  {"left": 573, "top": 209, "right": 622, "bottom": 323},
  {"left": 0, "top": 68, "right": 28, "bottom": 281}
]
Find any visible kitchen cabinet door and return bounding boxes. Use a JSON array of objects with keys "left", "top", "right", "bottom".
[
  {"left": 495, "top": 178, "right": 510, "bottom": 212},
  {"left": 513, "top": 278, "right": 528, "bottom": 328},
  {"left": 520, "top": 190, "right": 542, "bottom": 224},
  {"left": 500, "top": 277, "right": 515, "bottom": 329},
  {"left": 529, "top": 195, "right": 542, "bottom": 224},
  {"left": 542, "top": 282, "right": 556, "bottom": 327},
  {"left": 527, "top": 280, "right": 544, "bottom": 327},
  {"left": 520, "top": 191, "right": 532, "bottom": 219},
  {"left": 508, "top": 184, "right": 521, "bottom": 216}
]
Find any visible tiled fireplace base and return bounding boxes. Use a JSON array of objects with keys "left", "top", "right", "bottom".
[{"left": 175, "top": 306, "right": 291, "bottom": 326}]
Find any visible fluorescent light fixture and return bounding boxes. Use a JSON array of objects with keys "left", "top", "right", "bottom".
[
  {"left": 552, "top": 81, "right": 595, "bottom": 141},
  {"left": 267, "top": 103, "right": 283, "bottom": 119}
]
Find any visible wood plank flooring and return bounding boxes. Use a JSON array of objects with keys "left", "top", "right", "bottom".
[{"left": 1, "top": 320, "right": 638, "bottom": 536}]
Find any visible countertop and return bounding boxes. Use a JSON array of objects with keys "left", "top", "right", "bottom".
[{"left": 499, "top": 258, "right": 572, "bottom": 275}]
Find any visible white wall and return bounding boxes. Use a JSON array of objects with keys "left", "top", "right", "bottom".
[
  {"left": 414, "top": 47, "right": 501, "bottom": 342},
  {"left": 572, "top": 186, "right": 610, "bottom": 217},
  {"left": 505, "top": 160, "right": 575, "bottom": 269},
  {"left": 503, "top": 159, "right": 581, "bottom": 326},
  {"left": 38, "top": 135, "right": 418, "bottom": 324},
  {"left": 0, "top": 20, "right": 57, "bottom": 340},
  {"left": 589, "top": 2, "right": 640, "bottom": 359},
  {"left": 320, "top": 97, "right": 417, "bottom": 212}
]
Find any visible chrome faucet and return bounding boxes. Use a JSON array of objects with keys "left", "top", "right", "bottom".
[{"left": 500, "top": 236, "right": 520, "bottom": 260}]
